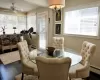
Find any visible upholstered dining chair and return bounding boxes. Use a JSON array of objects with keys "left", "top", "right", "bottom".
[
  {"left": 17, "top": 40, "right": 38, "bottom": 80},
  {"left": 69, "top": 41, "right": 96, "bottom": 80},
  {"left": 36, "top": 56, "right": 71, "bottom": 80},
  {"left": 53, "top": 37, "right": 64, "bottom": 50}
]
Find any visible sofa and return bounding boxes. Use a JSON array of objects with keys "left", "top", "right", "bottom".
[
  {"left": 22, "top": 33, "right": 39, "bottom": 50},
  {"left": 0, "top": 34, "right": 20, "bottom": 53}
]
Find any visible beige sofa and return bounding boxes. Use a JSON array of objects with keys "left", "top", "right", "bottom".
[{"left": 22, "top": 34, "right": 39, "bottom": 50}]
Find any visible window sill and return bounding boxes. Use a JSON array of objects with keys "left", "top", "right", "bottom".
[{"left": 63, "top": 33, "right": 100, "bottom": 40}]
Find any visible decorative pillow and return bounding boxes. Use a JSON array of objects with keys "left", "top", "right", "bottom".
[{"left": 29, "top": 49, "right": 37, "bottom": 60}]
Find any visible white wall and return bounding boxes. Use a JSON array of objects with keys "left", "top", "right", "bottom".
[{"left": 65, "top": 0, "right": 100, "bottom": 9}]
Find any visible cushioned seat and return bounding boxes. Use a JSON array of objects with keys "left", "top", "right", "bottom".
[
  {"left": 69, "top": 63, "right": 84, "bottom": 78},
  {"left": 17, "top": 40, "right": 39, "bottom": 80},
  {"left": 36, "top": 56, "right": 71, "bottom": 80},
  {"left": 53, "top": 37, "right": 64, "bottom": 50},
  {"left": 69, "top": 41, "right": 96, "bottom": 80},
  {"left": 22, "top": 60, "right": 38, "bottom": 75}
]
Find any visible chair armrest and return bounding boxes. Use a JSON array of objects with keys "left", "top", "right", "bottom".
[
  {"left": 76, "top": 61, "right": 89, "bottom": 72},
  {"left": 22, "top": 59, "right": 37, "bottom": 69},
  {"left": 76, "top": 61, "right": 90, "bottom": 78}
]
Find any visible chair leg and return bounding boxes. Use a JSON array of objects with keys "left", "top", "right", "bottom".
[
  {"left": 82, "top": 77, "right": 90, "bottom": 80},
  {"left": 69, "top": 77, "right": 71, "bottom": 80},
  {"left": 21, "top": 73, "right": 24, "bottom": 80},
  {"left": 38, "top": 76, "right": 39, "bottom": 79},
  {"left": 86, "top": 77, "right": 90, "bottom": 80}
]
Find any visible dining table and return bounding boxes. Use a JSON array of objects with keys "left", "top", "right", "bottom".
[{"left": 29, "top": 49, "right": 82, "bottom": 66}]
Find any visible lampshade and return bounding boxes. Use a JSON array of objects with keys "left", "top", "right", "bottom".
[{"left": 48, "top": 0, "right": 65, "bottom": 10}]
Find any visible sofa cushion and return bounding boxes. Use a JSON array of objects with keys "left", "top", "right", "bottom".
[{"left": 29, "top": 49, "right": 37, "bottom": 60}]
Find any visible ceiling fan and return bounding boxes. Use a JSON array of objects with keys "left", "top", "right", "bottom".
[
  {"left": 10, "top": 3, "right": 17, "bottom": 12},
  {"left": 0, "top": 3, "right": 25, "bottom": 15}
]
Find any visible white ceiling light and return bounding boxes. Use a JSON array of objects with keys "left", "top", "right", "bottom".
[{"left": 48, "top": 0, "right": 65, "bottom": 10}]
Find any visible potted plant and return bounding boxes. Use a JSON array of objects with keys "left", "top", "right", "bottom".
[{"left": 1, "top": 26, "right": 6, "bottom": 35}]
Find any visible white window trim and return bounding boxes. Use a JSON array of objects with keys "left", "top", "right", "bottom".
[{"left": 63, "top": 7, "right": 100, "bottom": 39}]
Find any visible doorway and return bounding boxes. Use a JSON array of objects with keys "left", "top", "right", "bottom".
[{"left": 37, "top": 12, "right": 48, "bottom": 49}]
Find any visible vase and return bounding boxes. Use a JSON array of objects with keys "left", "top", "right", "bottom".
[
  {"left": 47, "top": 47, "right": 55, "bottom": 56},
  {"left": 3, "top": 32, "right": 5, "bottom": 35}
]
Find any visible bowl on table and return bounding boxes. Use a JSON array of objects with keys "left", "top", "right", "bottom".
[{"left": 47, "top": 47, "right": 55, "bottom": 56}]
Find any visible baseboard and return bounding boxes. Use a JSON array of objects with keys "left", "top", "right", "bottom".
[{"left": 90, "top": 65, "right": 100, "bottom": 75}]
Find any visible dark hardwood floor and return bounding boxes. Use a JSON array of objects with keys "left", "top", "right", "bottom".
[
  {"left": 90, "top": 72, "right": 100, "bottom": 80},
  {"left": 0, "top": 61, "right": 22, "bottom": 80},
  {"left": 0, "top": 61, "right": 100, "bottom": 80}
]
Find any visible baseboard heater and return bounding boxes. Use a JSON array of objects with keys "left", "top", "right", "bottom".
[{"left": 90, "top": 65, "right": 100, "bottom": 75}]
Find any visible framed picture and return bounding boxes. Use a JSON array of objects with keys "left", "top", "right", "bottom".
[
  {"left": 55, "top": 23, "right": 61, "bottom": 34},
  {"left": 55, "top": 10, "right": 62, "bottom": 21}
]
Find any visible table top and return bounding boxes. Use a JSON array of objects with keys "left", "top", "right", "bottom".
[
  {"left": 36, "top": 49, "right": 82, "bottom": 66},
  {"left": 58, "top": 51, "right": 82, "bottom": 66}
]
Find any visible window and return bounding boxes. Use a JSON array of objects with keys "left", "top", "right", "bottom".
[
  {"left": 64, "top": 7, "right": 99, "bottom": 37},
  {"left": 0, "top": 14, "right": 26, "bottom": 34},
  {"left": 27, "top": 14, "right": 36, "bottom": 32}
]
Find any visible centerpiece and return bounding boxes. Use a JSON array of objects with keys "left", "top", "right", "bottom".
[{"left": 47, "top": 47, "right": 55, "bottom": 56}]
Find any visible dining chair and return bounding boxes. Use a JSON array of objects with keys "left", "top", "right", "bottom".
[
  {"left": 53, "top": 37, "right": 64, "bottom": 50},
  {"left": 17, "top": 40, "right": 39, "bottom": 80},
  {"left": 69, "top": 41, "right": 96, "bottom": 80},
  {"left": 36, "top": 56, "right": 71, "bottom": 80}
]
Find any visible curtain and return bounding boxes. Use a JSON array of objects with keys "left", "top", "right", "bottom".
[{"left": 0, "top": 14, "right": 26, "bottom": 34}]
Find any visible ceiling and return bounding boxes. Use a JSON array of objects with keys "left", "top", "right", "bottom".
[
  {"left": 0, "top": 0, "right": 67, "bottom": 13},
  {"left": 0, "top": 0, "right": 40, "bottom": 12},
  {"left": 24, "top": 0, "right": 48, "bottom": 7}
]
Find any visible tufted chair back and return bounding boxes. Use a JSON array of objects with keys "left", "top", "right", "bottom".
[
  {"left": 80, "top": 41, "right": 96, "bottom": 65},
  {"left": 53, "top": 37, "right": 64, "bottom": 50},
  {"left": 17, "top": 40, "right": 29, "bottom": 62},
  {"left": 36, "top": 56, "right": 71, "bottom": 80}
]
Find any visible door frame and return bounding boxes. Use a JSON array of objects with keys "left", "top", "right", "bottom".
[{"left": 37, "top": 11, "right": 48, "bottom": 48}]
